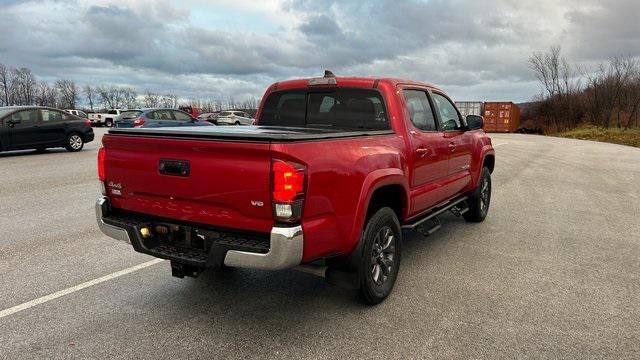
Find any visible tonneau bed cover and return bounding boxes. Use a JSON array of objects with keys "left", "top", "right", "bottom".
[{"left": 108, "top": 126, "right": 394, "bottom": 142}]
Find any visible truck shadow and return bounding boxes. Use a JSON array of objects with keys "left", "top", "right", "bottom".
[{"left": 138, "top": 212, "right": 476, "bottom": 333}]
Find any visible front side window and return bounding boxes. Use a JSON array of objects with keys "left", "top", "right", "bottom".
[
  {"left": 402, "top": 90, "right": 437, "bottom": 131},
  {"left": 10, "top": 109, "right": 38, "bottom": 125},
  {"left": 260, "top": 89, "right": 389, "bottom": 130},
  {"left": 432, "top": 93, "right": 462, "bottom": 131}
]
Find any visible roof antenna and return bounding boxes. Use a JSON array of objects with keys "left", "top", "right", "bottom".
[{"left": 324, "top": 70, "right": 335, "bottom": 78}]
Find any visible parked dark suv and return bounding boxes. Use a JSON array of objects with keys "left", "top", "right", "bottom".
[{"left": 0, "top": 106, "right": 94, "bottom": 153}]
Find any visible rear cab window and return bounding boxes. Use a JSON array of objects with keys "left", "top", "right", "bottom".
[{"left": 259, "top": 88, "right": 389, "bottom": 130}]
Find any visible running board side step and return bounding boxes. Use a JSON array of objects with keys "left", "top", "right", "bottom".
[{"left": 402, "top": 196, "right": 469, "bottom": 231}]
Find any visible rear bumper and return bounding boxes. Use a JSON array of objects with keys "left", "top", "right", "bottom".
[
  {"left": 95, "top": 196, "right": 303, "bottom": 270},
  {"left": 84, "top": 131, "right": 95, "bottom": 143}
]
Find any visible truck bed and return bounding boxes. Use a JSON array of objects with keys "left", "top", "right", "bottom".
[{"left": 108, "top": 125, "right": 394, "bottom": 142}]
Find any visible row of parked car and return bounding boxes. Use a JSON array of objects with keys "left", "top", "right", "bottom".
[
  {"left": 64, "top": 108, "right": 255, "bottom": 128},
  {"left": 0, "top": 105, "right": 255, "bottom": 153}
]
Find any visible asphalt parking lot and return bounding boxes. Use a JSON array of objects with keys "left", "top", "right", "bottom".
[{"left": 1, "top": 129, "right": 639, "bottom": 359}]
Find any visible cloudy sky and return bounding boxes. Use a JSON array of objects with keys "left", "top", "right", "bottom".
[{"left": 1, "top": 0, "right": 638, "bottom": 103}]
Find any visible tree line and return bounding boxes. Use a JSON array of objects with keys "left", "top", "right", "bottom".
[
  {"left": 0, "top": 62, "right": 259, "bottom": 113},
  {"left": 526, "top": 47, "right": 640, "bottom": 132}
]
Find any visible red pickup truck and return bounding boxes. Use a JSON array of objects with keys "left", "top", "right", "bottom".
[{"left": 96, "top": 73, "right": 495, "bottom": 304}]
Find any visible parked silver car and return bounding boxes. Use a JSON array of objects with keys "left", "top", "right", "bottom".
[
  {"left": 197, "top": 112, "right": 219, "bottom": 123},
  {"left": 215, "top": 111, "right": 254, "bottom": 125}
]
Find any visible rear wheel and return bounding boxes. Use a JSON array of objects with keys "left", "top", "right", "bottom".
[
  {"left": 105, "top": 119, "right": 113, "bottom": 127},
  {"left": 359, "top": 207, "right": 402, "bottom": 305},
  {"left": 234, "top": 121, "right": 241, "bottom": 125},
  {"left": 65, "top": 133, "right": 84, "bottom": 152},
  {"left": 463, "top": 167, "right": 491, "bottom": 222}
]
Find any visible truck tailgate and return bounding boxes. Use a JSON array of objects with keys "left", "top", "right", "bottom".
[{"left": 102, "top": 134, "right": 274, "bottom": 233}]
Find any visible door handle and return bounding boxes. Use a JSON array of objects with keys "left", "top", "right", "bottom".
[
  {"left": 416, "top": 147, "right": 432, "bottom": 157},
  {"left": 448, "top": 143, "right": 456, "bottom": 152}
]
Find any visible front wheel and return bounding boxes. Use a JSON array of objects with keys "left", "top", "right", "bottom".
[
  {"left": 65, "top": 133, "right": 84, "bottom": 152},
  {"left": 463, "top": 167, "right": 491, "bottom": 222},
  {"left": 359, "top": 207, "right": 402, "bottom": 305},
  {"left": 105, "top": 119, "right": 113, "bottom": 127}
]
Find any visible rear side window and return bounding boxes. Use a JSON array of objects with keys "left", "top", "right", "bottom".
[
  {"left": 260, "top": 89, "right": 389, "bottom": 130},
  {"left": 403, "top": 90, "right": 437, "bottom": 131},
  {"left": 40, "top": 109, "right": 66, "bottom": 122},
  {"left": 172, "top": 110, "right": 192, "bottom": 121},
  {"left": 121, "top": 111, "right": 142, "bottom": 119}
]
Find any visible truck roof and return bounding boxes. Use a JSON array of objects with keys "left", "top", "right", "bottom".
[{"left": 271, "top": 76, "right": 443, "bottom": 92}]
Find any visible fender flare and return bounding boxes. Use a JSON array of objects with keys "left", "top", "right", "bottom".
[
  {"left": 472, "top": 147, "right": 495, "bottom": 187},
  {"left": 346, "top": 168, "right": 409, "bottom": 257}
]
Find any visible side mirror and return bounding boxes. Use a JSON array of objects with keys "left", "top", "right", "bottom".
[{"left": 466, "top": 115, "right": 484, "bottom": 130}]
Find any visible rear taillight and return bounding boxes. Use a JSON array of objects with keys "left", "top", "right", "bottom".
[
  {"left": 272, "top": 159, "right": 306, "bottom": 223},
  {"left": 98, "top": 147, "right": 106, "bottom": 182},
  {"left": 133, "top": 118, "right": 145, "bottom": 127},
  {"left": 84, "top": 119, "right": 92, "bottom": 126}
]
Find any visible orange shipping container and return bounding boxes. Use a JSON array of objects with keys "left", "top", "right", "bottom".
[{"left": 482, "top": 102, "right": 520, "bottom": 133}]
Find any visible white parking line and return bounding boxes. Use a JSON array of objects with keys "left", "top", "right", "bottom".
[{"left": 0, "top": 259, "right": 165, "bottom": 319}]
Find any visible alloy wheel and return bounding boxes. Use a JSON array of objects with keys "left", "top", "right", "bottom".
[
  {"left": 371, "top": 226, "right": 396, "bottom": 286},
  {"left": 69, "top": 135, "right": 82, "bottom": 150}
]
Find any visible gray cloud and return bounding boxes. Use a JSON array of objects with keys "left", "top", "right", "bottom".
[{"left": 0, "top": 0, "right": 638, "bottom": 103}]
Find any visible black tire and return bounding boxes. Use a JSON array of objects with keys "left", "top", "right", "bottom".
[
  {"left": 463, "top": 167, "right": 491, "bottom": 222},
  {"left": 64, "top": 133, "right": 84, "bottom": 152},
  {"left": 359, "top": 207, "right": 402, "bottom": 305},
  {"left": 234, "top": 121, "right": 241, "bottom": 125},
  {"left": 105, "top": 119, "right": 114, "bottom": 127}
]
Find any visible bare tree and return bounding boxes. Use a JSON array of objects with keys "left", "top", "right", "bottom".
[
  {"left": 142, "top": 90, "right": 160, "bottom": 108},
  {"left": 84, "top": 85, "right": 96, "bottom": 111},
  {"left": 160, "top": 94, "right": 178, "bottom": 108},
  {"left": 122, "top": 88, "right": 138, "bottom": 109},
  {"left": 0, "top": 62, "right": 12, "bottom": 106},
  {"left": 11, "top": 67, "right": 36, "bottom": 105},
  {"left": 56, "top": 79, "right": 78, "bottom": 109},
  {"left": 529, "top": 46, "right": 581, "bottom": 98},
  {"left": 35, "top": 82, "right": 59, "bottom": 107}
]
